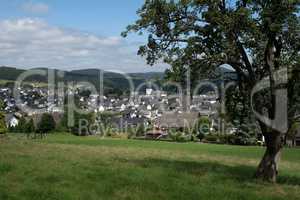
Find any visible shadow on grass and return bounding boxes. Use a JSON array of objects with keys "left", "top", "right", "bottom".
[
  {"left": 117, "top": 157, "right": 300, "bottom": 186},
  {"left": 277, "top": 175, "right": 300, "bottom": 186}
]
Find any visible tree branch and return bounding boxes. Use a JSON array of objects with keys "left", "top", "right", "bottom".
[
  {"left": 227, "top": 61, "right": 250, "bottom": 82},
  {"left": 234, "top": 35, "right": 256, "bottom": 83}
]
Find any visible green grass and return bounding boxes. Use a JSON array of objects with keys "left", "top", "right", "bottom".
[{"left": 1, "top": 133, "right": 300, "bottom": 200}]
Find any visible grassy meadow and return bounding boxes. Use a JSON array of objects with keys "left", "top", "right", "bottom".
[{"left": 0, "top": 133, "right": 300, "bottom": 200}]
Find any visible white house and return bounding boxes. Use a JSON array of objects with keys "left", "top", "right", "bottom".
[
  {"left": 146, "top": 88, "right": 153, "bottom": 96},
  {"left": 5, "top": 114, "right": 19, "bottom": 128},
  {"left": 98, "top": 105, "right": 105, "bottom": 112}
]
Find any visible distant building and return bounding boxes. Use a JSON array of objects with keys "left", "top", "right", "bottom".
[
  {"left": 155, "top": 112, "right": 199, "bottom": 131},
  {"left": 146, "top": 129, "right": 167, "bottom": 140},
  {"left": 5, "top": 114, "right": 19, "bottom": 128},
  {"left": 112, "top": 116, "right": 148, "bottom": 130},
  {"left": 146, "top": 88, "right": 153, "bottom": 96}
]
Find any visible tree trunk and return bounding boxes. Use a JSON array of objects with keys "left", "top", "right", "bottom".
[{"left": 255, "top": 132, "right": 283, "bottom": 183}]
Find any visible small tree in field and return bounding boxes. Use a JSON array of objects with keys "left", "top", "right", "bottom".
[
  {"left": 0, "top": 112, "right": 6, "bottom": 135},
  {"left": 0, "top": 100, "right": 6, "bottom": 134},
  {"left": 71, "top": 112, "right": 94, "bottom": 136},
  {"left": 24, "top": 119, "right": 35, "bottom": 138},
  {"left": 36, "top": 113, "right": 56, "bottom": 136},
  {"left": 15, "top": 117, "right": 26, "bottom": 133},
  {"left": 197, "top": 116, "right": 210, "bottom": 141}
]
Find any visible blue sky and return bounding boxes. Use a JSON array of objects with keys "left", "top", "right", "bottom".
[
  {"left": 0, "top": 0, "right": 142, "bottom": 38},
  {"left": 0, "top": 0, "right": 167, "bottom": 72}
]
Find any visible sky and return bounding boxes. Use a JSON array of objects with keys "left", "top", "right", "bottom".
[{"left": 0, "top": 0, "right": 168, "bottom": 72}]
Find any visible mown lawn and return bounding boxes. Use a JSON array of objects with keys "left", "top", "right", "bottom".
[{"left": 0, "top": 133, "right": 300, "bottom": 200}]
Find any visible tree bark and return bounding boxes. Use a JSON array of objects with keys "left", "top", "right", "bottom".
[
  {"left": 255, "top": 131, "right": 283, "bottom": 183},
  {"left": 255, "top": 36, "right": 285, "bottom": 183}
]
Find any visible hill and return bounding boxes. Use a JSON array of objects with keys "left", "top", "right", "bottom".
[
  {"left": 0, "top": 66, "right": 26, "bottom": 81},
  {"left": 0, "top": 66, "right": 165, "bottom": 94}
]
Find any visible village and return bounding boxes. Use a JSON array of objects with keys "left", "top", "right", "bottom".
[
  {"left": 0, "top": 84, "right": 216, "bottom": 133},
  {"left": 1, "top": 83, "right": 300, "bottom": 146}
]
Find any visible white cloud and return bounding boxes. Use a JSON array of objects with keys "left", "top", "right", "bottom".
[
  {"left": 0, "top": 18, "right": 168, "bottom": 72},
  {"left": 22, "top": 2, "right": 49, "bottom": 15}
]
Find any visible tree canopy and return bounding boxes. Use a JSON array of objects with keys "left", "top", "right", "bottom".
[
  {"left": 37, "top": 113, "right": 56, "bottom": 134},
  {"left": 25, "top": 119, "right": 35, "bottom": 134},
  {"left": 123, "top": 0, "right": 299, "bottom": 85},
  {"left": 123, "top": 0, "right": 300, "bottom": 182},
  {"left": 0, "top": 99, "right": 7, "bottom": 134}
]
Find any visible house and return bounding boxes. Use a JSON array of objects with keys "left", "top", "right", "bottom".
[
  {"left": 112, "top": 116, "right": 148, "bottom": 130},
  {"left": 155, "top": 112, "right": 199, "bottom": 131},
  {"left": 146, "top": 129, "right": 167, "bottom": 140},
  {"left": 5, "top": 114, "right": 19, "bottom": 128}
]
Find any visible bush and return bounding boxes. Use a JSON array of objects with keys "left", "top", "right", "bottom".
[
  {"left": 197, "top": 132, "right": 205, "bottom": 142},
  {"left": 70, "top": 112, "right": 94, "bottom": 136},
  {"left": 59, "top": 106, "right": 95, "bottom": 135},
  {"left": 287, "top": 122, "right": 300, "bottom": 139},
  {"left": 190, "top": 116, "right": 211, "bottom": 142},
  {"left": 36, "top": 113, "right": 56, "bottom": 134},
  {"left": 126, "top": 124, "right": 147, "bottom": 139},
  {"left": 203, "top": 133, "right": 258, "bottom": 146},
  {"left": 24, "top": 119, "right": 35, "bottom": 134},
  {"left": 234, "top": 135, "right": 257, "bottom": 146},
  {"left": 226, "top": 134, "right": 237, "bottom": 144},
  {"left": 0, "top": 112, "right": 7, "bottom": 134},
  {"left": 203, "top": 134, "right": 219, "bottom": 143},
  {"left": 215, "top": 134, "right": 237, "bottom": 144},
  {"left": 169, "top": 131, "right": 189, "bottom": 142},
  {"left": 109, "top": 132, "right": 129, "bottom": 139},
  {"left": 197, "top": 117, "right": 211, "bottom": 133},
  {"left": 217, "top": 134, "right": 229, "bottom": 144},
  {"left": 14, "top": 117, "right": 26, "bottom": 133}
]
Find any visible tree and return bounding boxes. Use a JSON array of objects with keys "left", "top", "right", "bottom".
[
  {"left": 37, "top": 113, "right": 56, "bottom": 134},
  {"left": 196, "top": 116, "right": 210, "bottom": 141},
  {"left": 24, "top": 119, "right": 35, "bottom": 138},
  {"left": 57, "top": 106, "right": 71, "bottom": 133},
  {"left": 0, "top": 99, "right": 4, "bottom": 110},
  {"left": 71, "top": 112, "right": 94, "bottom": 136},
  {"left": 0, "top": 112, "right": 6, "bottom": 135},
  {"left": 288, "top": 68, "right": 300, "bottom": 131},
  {"left": 59, "top": 105, "right": 95, "bottom": 135},
  {"left": 0, "top": 99, "right": 6, "bottom": 134},
  {"left": 15, "top": 117, "right": 26, "bottom": 133},
  {"left": 123, "top": 0, "right": 300, "bottom": 182}
]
